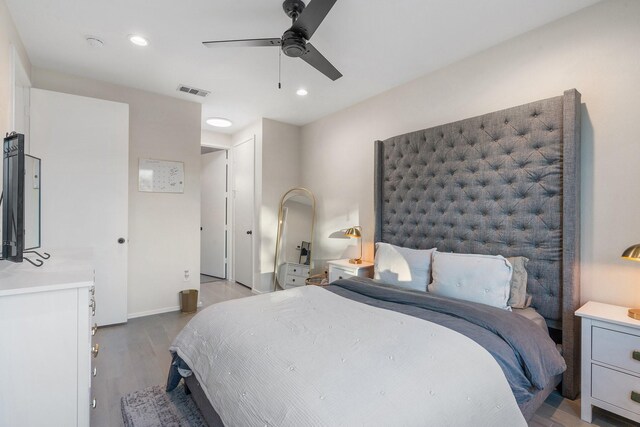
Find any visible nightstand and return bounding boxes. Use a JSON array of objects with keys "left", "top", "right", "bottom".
[
  {"left": 576, "top": 301, "right": 640, "bottom": 423},
  {"left": 327, "top": 259, "right": 374, "bottom": 283}
]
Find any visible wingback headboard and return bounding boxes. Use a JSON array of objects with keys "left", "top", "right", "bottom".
[{"left": 373, "top": 90, "right": 581, "bottom": 398}]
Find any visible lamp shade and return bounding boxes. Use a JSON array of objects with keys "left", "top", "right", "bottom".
[
  {"left": 622, "top": 244, "right": 640, "bottom": 261},
  {"left": 344, "top": 227, "right": 361, "bottom": 238}
]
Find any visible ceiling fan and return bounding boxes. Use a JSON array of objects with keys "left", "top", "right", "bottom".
[{"left": 203, "top": 0, "right": 342, "bottom": 81}]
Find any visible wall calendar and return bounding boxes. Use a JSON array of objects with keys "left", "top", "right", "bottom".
[{"left": 138, "top": 158, "right": 185, "bottom": 193}]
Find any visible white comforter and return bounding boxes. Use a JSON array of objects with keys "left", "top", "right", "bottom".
[{"left": 170, "top": 286, "right": 526, "bottom": 426}]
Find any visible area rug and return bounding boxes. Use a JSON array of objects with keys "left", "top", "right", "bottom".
[{"left": 121, "top": 383, "right": 206, "bottom": 427}]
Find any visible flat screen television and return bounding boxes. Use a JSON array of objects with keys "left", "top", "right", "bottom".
[{"left": 2, "top": 133, "right": 41, "bottom": 263}]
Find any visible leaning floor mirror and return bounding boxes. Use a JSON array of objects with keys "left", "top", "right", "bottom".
[{"left": 272, "top": 187, "right": 316, "bottom": 291}]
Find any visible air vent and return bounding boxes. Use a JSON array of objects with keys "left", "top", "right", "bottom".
[{"left": 177, "top": 84, "right": 210, "bottom": 98}]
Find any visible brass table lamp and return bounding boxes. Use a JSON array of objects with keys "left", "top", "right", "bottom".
[
  {"left": 344, "top": 226, "right": 362, "bottom": 264},
  {"left": 622, "top": 243, "right": 640, "bottom": 319}
]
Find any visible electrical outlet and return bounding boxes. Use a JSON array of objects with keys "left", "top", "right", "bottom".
[{"left": 184, "top": 270, "right": 190, "bottom": 281}]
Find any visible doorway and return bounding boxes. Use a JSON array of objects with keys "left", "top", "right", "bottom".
[
  {"left": 30, "top": 89, "right": 129, "bottom": 326},
  {"left": 200, "top": 146, "right": 228, "bottom": 282},
  {"left": 232, "top": 137, "right": 255, "bottom": 289}
]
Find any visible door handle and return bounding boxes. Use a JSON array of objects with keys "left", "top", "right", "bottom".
[
  {"left": 118, "top": 238, "right": 126, "bottom": 244},
  {"left": 246, "top": 230, "right": 253, "bottom": 235}
]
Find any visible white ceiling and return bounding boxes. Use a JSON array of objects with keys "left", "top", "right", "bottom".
[{"left": 6, "top": 0, "right": 599, "bottom": 134}]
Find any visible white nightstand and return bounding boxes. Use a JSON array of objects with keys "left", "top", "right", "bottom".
[
  {"left": 576, "top": 301, "right": 640, "bottom": 423},
  {"left": 327, "top": 259, "right": 374, "bottom": 283}
]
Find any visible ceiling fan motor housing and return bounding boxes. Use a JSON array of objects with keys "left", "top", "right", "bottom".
[
  {"left": 282, "top": 0, "right": 306, "bottom": 20},
  {"left": 282, "top": 30, "right": 307, "bottom": 57}
]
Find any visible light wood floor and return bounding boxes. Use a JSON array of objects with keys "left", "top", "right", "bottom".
[{"left": 92, "top": 281, "right": 635, "bottom": 427}]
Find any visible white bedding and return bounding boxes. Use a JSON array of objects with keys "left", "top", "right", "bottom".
[{"left": 170, "top": 286, "right": 526, "bottom": 426}]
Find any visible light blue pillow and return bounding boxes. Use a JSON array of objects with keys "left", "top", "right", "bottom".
[
  {"left": 374, "top": 242, "right": 435, "bottom": 292},
  {"left": 428, "top": 251, "right": 513, "bottom": 310}
]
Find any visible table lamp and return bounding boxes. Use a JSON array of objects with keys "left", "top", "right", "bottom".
[
  {"left": 344, "top": 226, "right": 362, "bottom": 264},
  {"left": 622, "top": 243, "right": 640, "bottom": 319}
]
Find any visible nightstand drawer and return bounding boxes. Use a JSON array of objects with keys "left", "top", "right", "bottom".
[
  {"left": 592, "top": 364, "right": 640, "bottom": 415},
  {"left": 328, "top": 268, "right": 355, "bottom": 283},
  {"left": 593, "top": 326, "right": 640, "bottom": 374}
]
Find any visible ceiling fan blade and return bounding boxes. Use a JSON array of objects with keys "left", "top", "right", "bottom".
[
  {"left": 300, "top": 43, "right": 342, "bottom": 81},
  {"left": 203, "top": 38, "right": 282, "bottom": 48},
  {"left": 290, "top": 0, "right": 338, "bottom": 40}
]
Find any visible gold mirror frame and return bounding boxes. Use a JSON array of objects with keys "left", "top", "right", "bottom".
[{"left": 272, "top": 187, "right": 316, "bottom": 291}]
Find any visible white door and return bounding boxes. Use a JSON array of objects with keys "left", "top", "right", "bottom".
[
  {"left": 30, "top": 88, "right": 129, "bottom": 326},
  {"left": 201, "top": 150, "right": 227, "bottom": 278},
  {"left": 232, "top": 138, "right": 254, "bottom": 288}
]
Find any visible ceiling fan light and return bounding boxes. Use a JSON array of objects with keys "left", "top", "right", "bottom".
[{"left": 206, "top": 117, "right": 233, "bottom": 128}]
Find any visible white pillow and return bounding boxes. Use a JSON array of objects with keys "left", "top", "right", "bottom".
[
  {"left": 427, "top": 251, "right": 513, "bottom": 310},
  {"left": 374, "top": 243, "right": 435, "bottom": 292}
]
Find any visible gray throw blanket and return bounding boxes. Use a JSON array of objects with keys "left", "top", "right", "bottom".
[{"left": 326, "top": 277, "right": 566, "bottom": 404}]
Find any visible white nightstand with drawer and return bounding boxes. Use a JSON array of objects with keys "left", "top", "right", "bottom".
[
  {"left": 327, "top": 259, "right": 374, "bottom": 283},
  {"left": 577, "top": 301, "right": 640, "bottom": 423}
]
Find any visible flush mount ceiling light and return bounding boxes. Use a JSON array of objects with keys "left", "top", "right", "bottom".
[
  {"left": 296, "top": 88, "right": 308, "bottom": 96},
  {"left": 206, "top": 117, "right": 233, "bottom": 128},
  {"left": 128, "top": 35, "right": 149, "bottom": 47}
]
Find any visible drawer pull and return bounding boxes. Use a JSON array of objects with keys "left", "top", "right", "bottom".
[
  {"left": 92, "top": 344, "right": 100, "bottom": 358},
  {"left": 632, "top": 391, "right": 640, "bottom": 404},
  {"left": 93, "top": 367, "right": 97, "bottom": 377},
  {"left": 91, "top": 398, "right": 97, "bottom": 409},
  {"left": 633, "top": 351, "right": 640, "bottom": 362},
  {"left": 90, "top": 298, "right": 96, "bottom": 316},
  {"left": 92, "top": 323, "right": 98, "bottom": 336}
]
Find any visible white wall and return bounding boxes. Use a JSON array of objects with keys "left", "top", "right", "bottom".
[
  {"left": 0, "top": 0, "right": 30, "bottom": 133},
  {"left": 301, "top": 0, "right": 640, "bottom": 308},
  {"left": 258, "top": 118, "right": 302, "bottom": 292},
  {"left": 228, "top": 118, "right": 302, "bottom": 293},
  {"left": 32, "top": 67, "right": 202, "bottom": 318},
  {"left": 202, "top": 129, "right": 232, "bottom": 149}
]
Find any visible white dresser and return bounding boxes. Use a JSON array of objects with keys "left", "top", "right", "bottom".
[
  {"left": 327, "top": 259, "right": 374, "bottom": 283},
  {"left": 278, "top": 262, "right": 310, "bottom": 289},
  {"left": 577, "top": 301, "right": 640, "bottom": 424},
  {"left": 0, "top": 252, "right": 96, "bottom": 427}
]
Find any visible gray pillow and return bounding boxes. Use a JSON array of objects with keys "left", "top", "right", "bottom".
[{"left": 506, "top": 257, "right": 530, "bottom": 309}]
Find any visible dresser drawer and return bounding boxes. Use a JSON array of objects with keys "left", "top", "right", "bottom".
[
  {"left": 284, "top": 275, "right": 305, "bottom": 288},
  {"left": 592, "top": 364, "right": 640, "bottom": 415},
  {"left": 593, "top": 326, "right": 640, "bottom": 374},
  {"left": 286, "top": 264, "right": 310, "bottom": 278}
]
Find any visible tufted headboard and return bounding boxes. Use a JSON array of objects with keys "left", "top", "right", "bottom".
[{"left": 374, "top": 89, "right": 581, "bottom": 399}]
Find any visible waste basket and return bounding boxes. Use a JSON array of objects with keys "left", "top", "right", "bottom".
[{"left": 179, "top": 289, "right": 198, "bottom": 313}]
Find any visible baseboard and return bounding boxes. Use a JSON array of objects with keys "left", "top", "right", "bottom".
[{"left": 128, "top": 301, "right": 204, "bottom": 319}]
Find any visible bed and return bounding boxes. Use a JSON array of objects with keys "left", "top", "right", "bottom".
[{"left": 167, "top": 89, "right": 581, "bottom": 425}]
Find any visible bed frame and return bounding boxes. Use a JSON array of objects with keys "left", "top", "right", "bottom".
[
  {"left": 181, "top": 90, "right": 582, "bottom": 426},
  {"left": 373, "top": 89, "right": 581, "bottom": 399}
]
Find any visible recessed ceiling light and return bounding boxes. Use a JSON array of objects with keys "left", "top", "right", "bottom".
[
  {"left": 128, "top": 35, "right": 149, "bottom": 47},
  {"left": 206, "top": 117, "right": 233, "bottom": 128},
  {"left": 296, "top": 88, "right": 308, "bottom": 96}
]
